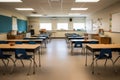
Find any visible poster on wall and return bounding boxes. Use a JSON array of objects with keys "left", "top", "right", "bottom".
[
  {"left": 12, "top": 16, "right": 18, "bottom": 30},
  {"left": 112, "top": 12, "right": 120, "bottom": 32}
]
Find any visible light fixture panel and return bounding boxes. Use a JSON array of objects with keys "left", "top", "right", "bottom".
[
  {"left": 75, "top": 0, "right": 100, "bottom": 2},
  {"left": 71, "top": 8, "right": 88, "bottom": 10},
  {"left": 0, "top": 0, "right": 22, "bottom": 2},
  {"left": 15, "top": 8, "right": 34, "bottom": 11}
]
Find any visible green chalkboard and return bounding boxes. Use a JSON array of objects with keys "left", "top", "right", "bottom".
[
  {"left": 0, "top": 15, "right": 12, "bottom": 33},
  {"left": 17, "top": 19, "right": 27, "bottom": 33}
]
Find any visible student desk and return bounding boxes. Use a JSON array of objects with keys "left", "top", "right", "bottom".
[
  {"left": 0, "top": 44, "right": 40, "bottom": 74},
  {"left": 70, "top": 39, "right": 99, "bottom": 55},
  {"left": 66, "top": 37, "right": 85, "bottom": 47},
  {"left": 24, "top": 37, "right": 47, "bottom": 47},
  {"left": 67, "top": 36, "right": 84, "bottom": 40},
  {"left": 86, "top": 44, "right": 120, "bottom": 74},
  {"left": 0, "top": 39, "right": 43, "bottom": 55}
]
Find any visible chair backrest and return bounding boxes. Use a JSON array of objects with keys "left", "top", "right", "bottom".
[
  {"left": 15, "top": 49, "right": 27, "bottom": 58},
  {"left": 0, "top": 41, "right": 7, "bottom": 44},
  {"left": 28, "top": 41, "right": 36, "bottom": 44},
  {"left": 89, "top": 41, "right": 98, "bottom": 44},
  {"left": 0, "top": 49, "right": 4, "bottom": 57},
  {"left": 74, "top": 42, "right": 82, "bottom": 48},
  {"left": 15, "top": 41, "right": 22, "bottom": 44},
  {"left": 0, "top": 49, "right": 8, "bottom": 58},
  {"left": 98, "top": 49, "right": 112, "bottom": 59}
]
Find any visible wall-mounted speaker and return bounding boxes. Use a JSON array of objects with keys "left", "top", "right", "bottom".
[{"left": 69, "top": 18, "right": 72, "bottom": 22}]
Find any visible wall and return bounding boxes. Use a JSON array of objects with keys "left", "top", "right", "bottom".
[
  {"left": 28, "top": 17, "right": 40, "bottom": 34},
  {"left": 0, "top": 8, "right": 27, "bottom": 20},
  {"left": 90, "top": 1, "right": 120, "bottom": 43},
  {"left": 0, "top": 33, "right": 7, "bottom": 40},
  {"left": 0, "top": 8, "right": 27, "bottom": 39},
  {"left": 28, "top": 17, "right": 86, "bottom": 37}
]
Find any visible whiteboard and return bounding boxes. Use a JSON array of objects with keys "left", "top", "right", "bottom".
[{"left": 112, "top": 13, "right": 120, "bottom": 32}]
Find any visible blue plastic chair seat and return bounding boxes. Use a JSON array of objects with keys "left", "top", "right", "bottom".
[
  {"left": 0, "top": 54, "right": 12, "bottom": 59},
  {"left": 74, "top": 42, "right": 82, "bottom": 48},
  {"left": 95, "top": 54, "right": 111, "bottom": 59},
  {"left": 17, "top": 55, "right": 32, "bottom": 59}
]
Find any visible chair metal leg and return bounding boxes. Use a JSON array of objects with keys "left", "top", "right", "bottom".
[
  {"left": 110, "top": 59, "right": 116, "bottom": 72},
  {"left": 10, "top": 58, "right": 15, "bottom": 66},
  {"left": 6, "top": 59, "right": 9, "bottom": 66},
  {"left": 114, "top": 56, "right": 120, "bottom": 64},
  {"left": 95, "top": 59, "right": 98, "bottom": 66},
  {"left": 1, "top": 59, "right": 8, "bottom": 74},
  {"left": 10, "top": 59, "right": 17, "bottom": 74},
  {"left": 20, "top": 60, "right": 24, "bottom": 67},
  {"left": 104, "top": 59, "right": 107, "bottom": 67},
  {"left": 27, "top": 59, "right": 32, "bottom": 75},
  {"left": 71, "top": 44, "right": 73, "bottom": 55},
  {"left": 32, "top": 57, "right": 37, "bottom": 67},
  {"left": 2, "top": 59, "right": 8, "bottom": 69},
  {"left": 0, "top": 64, "right": 5, "bottom": 75}
]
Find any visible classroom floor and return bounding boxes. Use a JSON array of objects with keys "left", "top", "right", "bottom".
[{"left": 0, "top": 39, "right": 120, "bottom": 80}]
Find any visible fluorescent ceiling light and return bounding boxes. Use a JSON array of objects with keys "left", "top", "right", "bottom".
[
  {"left": 71, "top": 8, "right": 88, "bottom": 10},
  {"left": 29, "top": 14, "right": 43, "bottom": 17},
  {"left": 0, "top": 0, "right": 22, "bottom": 2},
  {"left": 75, "top": 0, "right": 100, "bottom": 2},
  {"left": 15, "top": 8, "right": 34, "bottom": 11}
]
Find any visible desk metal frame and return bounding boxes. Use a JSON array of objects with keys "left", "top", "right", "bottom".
[
  {"left": 0, "top": 44, "right": 40, "bottom": 74},
  {"left": 70, "top": 39, "right": 98, "bottom": 55},
  {"left": 86, "top": 44, "right": 120, "bottom": 74}
]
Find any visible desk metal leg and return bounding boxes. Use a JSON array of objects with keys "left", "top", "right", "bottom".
[
  {"left": 33, "top": 53, "right": 36, "bottom": 74},
  {"left": 39, "top": 47, "right": 41, "bottom": 67},
  {"left": 92, "top": 52, "right": 95, "bottom": 74},
  {"left": 71, "top": 43, "right": 73, "bottom": 55},
  {"left": 45, "top": 40, "right": 47, "bottom": 48},
  {"left": 85, "top": 48, "right": 87, "bottom": 66}
]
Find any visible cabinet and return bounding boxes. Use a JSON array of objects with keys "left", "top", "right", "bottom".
[
  {"left": 93, "top": 36, "right": 111, "bottom": 44},
  {"left": 99, "top": 37, "right": 111, "bottom": 44}
]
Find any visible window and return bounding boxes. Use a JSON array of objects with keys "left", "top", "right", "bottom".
[
  {"left": 57, "top": 23, "right": 68, "bottom": 30},
  {"left": 40, "top": 23, "right": 52, "bottom": 30},
  {"left": 73, "top": 23, "right": 85, "bottom": 31}
]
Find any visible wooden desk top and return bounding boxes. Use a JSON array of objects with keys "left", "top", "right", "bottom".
[
  {"left": 71, "top": 39, "right": 98, "bottom": 42},
  {"left": 24, "top": 37, "right": 46, "bottom": 39},
  {"left": 0, "top": 44, "right": 40, "bottom": 49},
  {"left": 86, "top": 44, "right": 120, "bottom": 49},
  {"left": 68, "top": 36, "right": 84, "bottom": 39},
  {"left": 0, "top": 39, "right": 43, "bottom": 42}
]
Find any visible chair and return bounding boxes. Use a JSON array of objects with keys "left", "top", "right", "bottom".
[
  {"left": 92, "top": 49, "right": 114, "bottom": 67},
  {"left": 0, "top": 41, "right": 7, "bottom": 44},
  {"left": 0, "top": 49, "right": 14, "bottom": 74},
  {"left": 15, "top": 41, "right": 22, "bottom": 44},
  {"left": 13, "top": 49, "right": 34, "bottom": 75},
  {"left": 72, "top": 41, "right": 83, "bottom": 55},
  {"left": 28, "top": 41, "right": 36, "bottom": 44},
  {"left": 89, "top": 41, "right": 98, "bottom": 44}
]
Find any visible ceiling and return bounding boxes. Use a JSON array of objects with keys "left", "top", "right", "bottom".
[{"left": 0, "top": 0, "right": 119, "bottom": 17}]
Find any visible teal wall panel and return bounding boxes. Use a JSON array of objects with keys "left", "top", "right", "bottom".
[
  {"left": 0, "top": 15, "right": 12, "bottom": 33},
  {"left": 17, "top": 19, "right": 27, "bottom": 33}
]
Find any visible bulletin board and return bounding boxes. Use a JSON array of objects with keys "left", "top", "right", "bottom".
[{"left": 112, "top": 12, "right": 120, "bottom": 32}]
